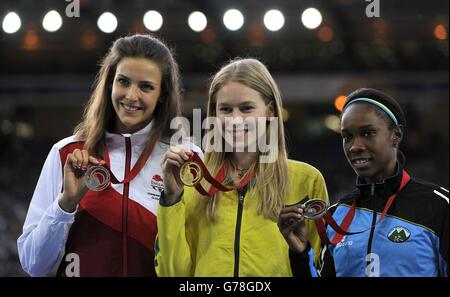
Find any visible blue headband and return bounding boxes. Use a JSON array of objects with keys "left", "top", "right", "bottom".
[{"left": 346, "top": 98, "right": 398, "bottom": 125}]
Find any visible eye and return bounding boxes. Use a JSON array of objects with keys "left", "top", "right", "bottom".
[
  {"left": 139, "top": 83, "right": 154, "bottom": 92},
  {"left": 341, "top": 131, "right": 353, "bottom": 142},
  {"left": 341, "top": 133, "right": 352, "bottom": 142},
  {"left": 240, "top": 105, "right": 254, "bottom": 112},
  {"left": 362, "top": 130, "right": 376, "bottom": 137},
  {"left": 218, "top": 106, "right": 232, "bottom": 113},
  {"left": 117, "top": 77, "right": 129, "bottom": 87}
]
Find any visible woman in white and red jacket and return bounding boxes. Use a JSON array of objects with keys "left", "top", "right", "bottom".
[{"left": 17, "top": 34, "right": 199, "bottom": 277}]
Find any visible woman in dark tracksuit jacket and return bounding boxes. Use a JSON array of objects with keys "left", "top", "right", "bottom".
[{"left": 279, "top": 88, "right": 448, "bottom": 277}]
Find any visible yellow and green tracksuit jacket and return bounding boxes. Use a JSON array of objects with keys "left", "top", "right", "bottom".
[{"left": 155, "top": 159, "right": 329, "bottom": 276}]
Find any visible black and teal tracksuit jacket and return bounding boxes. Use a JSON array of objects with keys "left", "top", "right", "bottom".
[{"left": 290, "top": 163, "right": 449, "bottom": 277}]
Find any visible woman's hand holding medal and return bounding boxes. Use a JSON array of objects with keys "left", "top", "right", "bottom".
[
  {"left": 59, "top": 149, "right": 105, "bottom": 213},
  {"left": 278, "top": 204, "right": 309, "bottom": 253},
  {"left": 161, "top": 144, "right": 194, "bottom": 205},
  {"left": 161, "top": 144, "right": 257, "bottom": 204}
]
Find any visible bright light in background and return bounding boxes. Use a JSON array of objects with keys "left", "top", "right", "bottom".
[
  {"left": 1, "top": 120, "right": 14, "bottom": 135},
  {"left": 97, "top": 12, "right": 117, "bottom": 33},
  {"left": 264, "top": 9, "right": 285, "bottom": 32},
  {"left": 143, "top": 10, "right": 163, "bottom": 31},
  {"left": 24, "top": 30, "right": 40, "bottom": 50},
  {"left": 2, "top": 12, "right": 21, "bottom": 34},
  {"left": 42, "top": 10, "right": 63, "bottom": 32},
  {"left": 325, "top": 115, "right": 341, "bottom": 133},
  {"left": 301, "top": 8, "right": 322, "bottom": 30},
  {"left": 82, "top": 30, "right": 97, "bottom": 49},
  {"left": 188, "top": 11, "right": 207, "bottom": 32},
  {"left": 223, "top": 9, "right": 244, "bottom": 31},
  {"left": 434, "top": 24, "right": 448, "bottom": 40},
  {"left": 334, "top": 95, "right": 347, "bottom": 112},
  {"left": 318, "top": 26, "right": 334, "bottom": 42},
  {"left": 16, "top": 122, "right": 34, "bottom": 139}
]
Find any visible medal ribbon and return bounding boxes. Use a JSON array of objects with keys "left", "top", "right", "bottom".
[
  {"left": 102, "top": 138, "right": 156, "bottom": 185},
  {"left": 185, "top": 152, "right": 255, "bottom": 196},
  {"left": 314, "top": 170, "right": 410, "bottom": 245}
]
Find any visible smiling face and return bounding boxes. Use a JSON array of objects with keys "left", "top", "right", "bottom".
[
  {"left": 215, "top": 81, "right": 273, "bottom": 151},
  {"left": 111, "top": 57, "right": 162, "bottom": 134},
  {"left": 340, "top": 103, "right": 400, "bottom": 183}
]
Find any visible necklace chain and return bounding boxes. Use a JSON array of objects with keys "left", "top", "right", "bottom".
[
  {"left": 229, "top": 159, "right": 252, "bottom": 179},
  {"left": 230, "top": 159, "right": 250, "bottom": 171}
]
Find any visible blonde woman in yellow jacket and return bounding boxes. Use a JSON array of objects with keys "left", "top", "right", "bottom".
[{"left": 156, "top": 58, "right": 329, "bottom": 276}]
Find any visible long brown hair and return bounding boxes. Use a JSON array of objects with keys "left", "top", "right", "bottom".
[
  {"left": 201, "top": 58, "right": 289, "bottom": 222},
  {"left": 74, "top": 34, "right": 181, "bottom": 155}
]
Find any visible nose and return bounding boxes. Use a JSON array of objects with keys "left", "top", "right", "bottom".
[
  {"left": 223, "top": 110, "right": 245, "bottom": 131},
  {"left": 223, "top": 108, "right": 244, "bottom": 124},
  {"left": 231, "top": 108, "right": 244, "bottom": 119},
  {"left": 231, "top": 108, "right": 245, "bottom": 124},
  {"left": 125, "top": 84, "right": 139, "bottom": 101},
  {"left": 349, "top": 136, "right": 365, "bottom": 154}
]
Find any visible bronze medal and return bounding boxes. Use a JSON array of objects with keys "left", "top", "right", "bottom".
[{"left": 179, "top": 161, "right": 203, "bottom": 187}]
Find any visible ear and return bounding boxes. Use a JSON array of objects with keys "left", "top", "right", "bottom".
[
  {"left": 392, "top": 125, "right": 404, "bottom": 147},
  {"left": 266, "top": 101, "right": 275, "bottom": 120}
]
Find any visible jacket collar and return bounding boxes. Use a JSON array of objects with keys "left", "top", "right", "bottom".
[
  {"left": 355, "top": 161, "right": 404, "bottom": 199},
  {"left": 105, "top": 121, "right": 153, "bottom": 146}
]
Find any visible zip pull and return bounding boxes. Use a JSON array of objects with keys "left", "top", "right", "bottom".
[
  {"left": 237, "top": 189, "right": 246, "bottom": 205},
  {"left": 370, "top": 184, "right": 375, "bottom": 196},
  {"left": 238, "top": 192, "right": 245, "bottom": 205}
]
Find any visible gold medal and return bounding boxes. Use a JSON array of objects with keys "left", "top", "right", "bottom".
[{"left": 179, "top": 161, "right": 203, "bottom": 187}]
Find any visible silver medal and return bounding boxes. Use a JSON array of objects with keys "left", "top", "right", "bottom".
[
  {"left": 85, "top": 165, "right": 110, "bottom": 191},
  {"left": 303, "top": 199, "right": 329, "bottom": 220}
]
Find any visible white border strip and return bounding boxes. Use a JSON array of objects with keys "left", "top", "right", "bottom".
[{"left": 434, "top": 190, "right": 449, "bottom": 203}]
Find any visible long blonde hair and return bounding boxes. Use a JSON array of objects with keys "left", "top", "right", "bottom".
[
  {"left": 74, "top": 34, "right": 181, "bottom": 155},
  {"left": 201, "top": 58, "right": 289, "bottom": 222}
]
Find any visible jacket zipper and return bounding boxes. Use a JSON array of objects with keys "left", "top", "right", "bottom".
[
  {"left": 366, "top": 184, "right": 377, "bottom": 275},
  {"left": 122, "top": 137, "right": 131, "bottom": 276},
  {"left": 233, "top": 189, "right": 245, "bottom": 277}
]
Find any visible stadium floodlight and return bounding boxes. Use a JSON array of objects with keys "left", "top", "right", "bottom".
[
  {"left": 2, "top": 12, "right": 21, "bottom": 34},
  {"left": 143, "top": 10, "right": 163, "bottom": 32},
  {"left": 188, "top": 11, "right": 207, "bottom": 32},
  {"left": 264, "top": 9, "right": 285, "bottom": 32},
  {"left": 97, "top": 12, "right": 118, "bottom": 33},
  {"left": 223, "top": 9, "right": 244, "bottom": 31},
  {"left": 42, "top": 10, "right": 63, "bottom": 32},
  {"left": 301, "top": 8, "right": 322, "bottom": 30}
]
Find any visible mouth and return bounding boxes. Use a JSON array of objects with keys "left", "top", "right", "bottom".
[
  {"left": 120, "top": 102, "right": 143, "bottom": 112},
  {"left": 232, "top": 129, "right": 248, "bottom": 133},
  {"left": 351, "top": 157, "right": 371, "bottom": 169},
  {"left": 224, "top": 125, "right": 248, "bottom": 131},
  {"left": 226, "top": 129, "right": 249, "bottom": 137}
]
